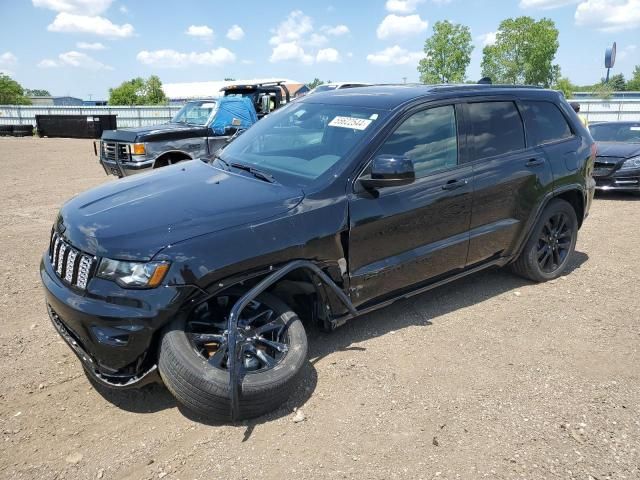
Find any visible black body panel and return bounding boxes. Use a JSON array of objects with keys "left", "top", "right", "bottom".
[{"left": 41, "top": 85, "right": 595, "bottom": 383}]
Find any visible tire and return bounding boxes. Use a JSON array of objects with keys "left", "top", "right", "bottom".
[
  {"left": 159, "top": 290, "right": 308, "bottom": 421},
  {"left": 510, "top": 198, "right": 578, "bottom": 282}
]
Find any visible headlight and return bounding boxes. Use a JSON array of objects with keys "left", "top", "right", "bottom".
[
  {"left": 96, "top": 259, "right": 170, "bottom": 288},
  {"left": 620, "top": 156, "right": 640, "bottom": 171},
  {"left": 132, "top": 143, "right": 146, "bottom": 155}
]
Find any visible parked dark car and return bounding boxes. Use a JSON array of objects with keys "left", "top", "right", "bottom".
[
  {"left": 97, "top": 96, "right": 257, "bottom": 177},
  {"left": 41, "top": 85, "right": 595, "bottom": 421},
  {"left": 589, "top": 121, "right": 640, "bottom": 193}
]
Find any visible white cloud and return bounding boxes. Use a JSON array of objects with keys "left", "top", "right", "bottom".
[
  {"left": 136, "top": 48, "right": 236, "bottom": 68},
  {"left": 119, "top": 5, "right": 127, "bottom": 13},
  {"left": 37, "top": 59, "right": 59, "bottom": 68},
  {"left": 617, "top": 44, "right": 637, "bottom": 60},
  {"left": 385, "top": 0, "right": 425, "bottom": 13},
  {"left": 316, "top": 48, "right": 341, "bottom": 63},
  {"left": 268, "top": 10, "right": 340, "bottom": 64},
  {"left": 0, "top": 52, "right": 18, "bottom": 66},
  {"left": 307, "top": 33, "right": 328, "bottom": 46},
  {"left": 47, "top": 12, "right": 134, "bottom": 37},
  {"left": 32, "top": 0, "right": 113, "bottom": 15},
  {"left": 321, "top": 24, "right": 350, "bottom": 36},
  {"left": 376, "top": 14, "right": 428, "bottom": 39},
  {"left": 226, "top": 24, "right": 244, "bottom": 40},
  {"left": 185, "top": 25, "right": 214, "bottom": 39},
  {"left": 76, "top": 41, "right": 106, "bottom": 50},
  {"left": 575, "top": 0, "right": 640, "bottom": 31},
  {"left": 519, "top": 0, "right": 578, "bottom": 8},
  {"left": 37, "top": 50, "right": 112, "bottom": 70},
  {"left": 367, "top": 45, "right": 423, "bottom": 66},
  {"left": 270, "top": 10, "right": 314, "bottom": 45},
  {"left": 269, "top": 42, "right": 313, "bottom": 64},
  {"left": 0, "top": 52, "right": 17, "bottom": 74},
  {"left": 476, "top": 31, "right": 497, "bottom": 47}
]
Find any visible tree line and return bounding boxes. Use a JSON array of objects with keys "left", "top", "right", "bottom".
[{"left": 417, "top": 16, "right": 640, "bottom": 98}]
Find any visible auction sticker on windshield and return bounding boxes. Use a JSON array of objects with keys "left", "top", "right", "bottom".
[{"left": 329, "top": 116, "right": 373, "bottom": 130}]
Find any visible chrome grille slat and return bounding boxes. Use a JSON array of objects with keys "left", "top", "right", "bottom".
[
  {"left": 103, "top": 141, "right": 130, "bottom": 161},
  {"left": 49, "top": 231, "right": 95, "bottom": 290}
]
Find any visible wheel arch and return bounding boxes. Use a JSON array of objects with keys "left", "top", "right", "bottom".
[{"left": 152, "top": 150, "right": 193, "bottom": 168}]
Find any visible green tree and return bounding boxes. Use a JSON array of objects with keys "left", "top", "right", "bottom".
[
  {"left": 592, "top": 81, "right": 614, "bottom": 100},
  {"left": 553, "top": 76, "right": 574, "bottom": 99},
  {"left": 108, "top": 76, "right": 167, "bottom": 105},
  {"left": 627, "top": 65, "right": 640, "bottom": 91},
  {"left": 143, "top": 75, "right": 166, "bottom": 104},
  {"left": 481, "top": 16, "right": 559, "bottom": 87},
  {"left": 418, "top": 20, "right": 473, "bottom": 84},
  {"left": 607, "top": 73, "right": 626, "bottom": 91},
  {"left": 308, "top": 78, "right": 325, "bottom": 89},
  {"left": 0, "top": 74, "right": 31, "bottom": 105},
  {"left": 24, "top": 88, "right": 51, "bottom": 97}
]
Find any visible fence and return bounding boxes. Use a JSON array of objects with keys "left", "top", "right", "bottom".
[
  {"left": 1, "top": 100, "right": 639, "bottom": 128},
  {"left": 0, "top": 105, "right": 183, "bottom": 128}
]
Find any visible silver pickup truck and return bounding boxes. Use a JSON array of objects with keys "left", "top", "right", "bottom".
[{"left": 96, "top": 97, "right": 257, "bottom": 177}]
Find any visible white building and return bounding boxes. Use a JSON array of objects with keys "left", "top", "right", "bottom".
[{"left": 162, "top": 78, "right": 299, "bottom": 103}]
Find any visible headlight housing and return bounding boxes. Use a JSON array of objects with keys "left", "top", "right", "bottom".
[
  {"left": 620, "top": 156, "right": 640, "bottom": 171},
  {"left": 96, "top": 259, "right": 170, "bottom": 288}
]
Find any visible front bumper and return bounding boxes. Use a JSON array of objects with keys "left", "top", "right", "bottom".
[
  {"left": 40, "top": 254, "right": 192, "bottom": 388},
  {"left": 594, "top": 174, "right": 640, "bottom": 191},
  {"left": 94, "top": 140, "right": 154, "bottom": 177}
]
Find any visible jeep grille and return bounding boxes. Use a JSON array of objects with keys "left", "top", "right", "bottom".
[{"left": 49, "top": 230, "right": 96, "bottom": 290}]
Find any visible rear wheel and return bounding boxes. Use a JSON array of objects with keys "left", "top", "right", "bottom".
[
  {"left": 511, "top": 199, "right": 578, "bottom": 282},
  {"left": 159, "top": 290, "right": 307, "bottom": 421}
]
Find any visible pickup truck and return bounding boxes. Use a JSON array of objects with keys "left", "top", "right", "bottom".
[{"left": 96, "top": 96, "right": 257, "bottom": 177}]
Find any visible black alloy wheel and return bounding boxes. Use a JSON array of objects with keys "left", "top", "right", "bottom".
[
  {"left": 159, "top": 290, "right": 307, "bottom": 421},
  {"left": 536, "top": 212, "right": 573, "bottom": 273},
  {"left": 510, "top": 198, "right": 578, "bottom": 282}
]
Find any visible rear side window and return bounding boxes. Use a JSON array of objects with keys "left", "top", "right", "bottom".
[
  {"left": 521, "top": 101, "right": 573, "bottom": 145},
  {"left": 466, "top": 101, "right": 525, "bottom": 159}
]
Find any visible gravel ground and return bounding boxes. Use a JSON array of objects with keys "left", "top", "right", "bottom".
[{"left": 0, "top": 137, "right": 638, "bottom": 480}]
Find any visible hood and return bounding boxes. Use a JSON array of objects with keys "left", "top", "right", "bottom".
[
  {"left": 57, "top": 161, "right": 304, "bottom": 261},
  {"left": 101, "top": 123, "right": 208, "bottom": 143},
  {"left": 595, "top": 141, "right": 640, "bottom": 159}
]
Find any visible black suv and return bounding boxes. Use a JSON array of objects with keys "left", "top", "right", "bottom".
[{"left": 41, "top": 85, "right": 596, "bottom": 421}]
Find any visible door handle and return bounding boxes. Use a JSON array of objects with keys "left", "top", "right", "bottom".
[
  {"left": 526, "top": 158, "right": 545, "bottom": 167},
  {"left": 442, "top": 178, "right": 468, "bottom": 191}
]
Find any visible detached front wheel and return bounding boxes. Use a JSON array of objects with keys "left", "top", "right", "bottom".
[{"left": 159, "top": 290, "right": 307, "bottom": 421}]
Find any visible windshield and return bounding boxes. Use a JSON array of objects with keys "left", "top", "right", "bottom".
[
  {"left": 171, "top": 100, "right": 218, "bottom": 126},
  {"left": 590, "top": 123, "right": 640, "bottom": 143},
  {"left": 218, "top": 102, "right": 386, "bottom": 186}
]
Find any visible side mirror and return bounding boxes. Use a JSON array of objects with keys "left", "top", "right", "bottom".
[
  {"left": 359, "top": 154, "right": 415, "bottom": 190},
  {"left": 224, "top": 126, "right": 239, "bottom": 135}
]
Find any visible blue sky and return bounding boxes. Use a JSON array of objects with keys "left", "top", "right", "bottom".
[{"left": 0, "top": 0, "right": 638, "bottom": 99}]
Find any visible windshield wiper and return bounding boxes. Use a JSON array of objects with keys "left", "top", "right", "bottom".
[
  {"left": 211, "top": 155, "right": 230, "bottom": 169},
  {"left": 230, "top": 162, "right": 276, "bottom": 183}
]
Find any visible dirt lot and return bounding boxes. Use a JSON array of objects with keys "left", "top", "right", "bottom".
[{"left": 0, "top": 136, "right": 638, "bottom": 480}]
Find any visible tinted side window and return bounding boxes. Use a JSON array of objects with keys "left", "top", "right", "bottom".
[
  {"left": 522, "top": 101, "right": 572, "bottom": 145},
  {"left": 466, "top": 101, "right": 525, "bottom": 159},
  {"left": 378, "top": 105, "right": 457, "bottom": 178}
]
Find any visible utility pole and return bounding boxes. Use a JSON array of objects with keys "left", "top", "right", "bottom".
[{"left": 402, "top": 77, "right": 407, "bottom": 84}]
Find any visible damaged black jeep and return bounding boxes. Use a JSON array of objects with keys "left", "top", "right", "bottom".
[{"left": 41, "top": 85, "right": 595, "bottom": 421}]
